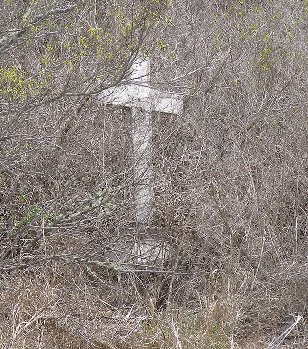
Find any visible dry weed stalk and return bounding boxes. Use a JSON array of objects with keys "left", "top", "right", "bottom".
[{"left": 268, "top": 314, "right": 303, "bottom": 349}]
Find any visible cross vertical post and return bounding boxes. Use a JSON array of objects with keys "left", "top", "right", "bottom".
[{"left": 131, "top": 106, "right": 153, "bottom": 223}]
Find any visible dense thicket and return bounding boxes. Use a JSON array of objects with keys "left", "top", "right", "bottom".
[{"left": 1, "top": 1, "right": 308, "bottom": 348}]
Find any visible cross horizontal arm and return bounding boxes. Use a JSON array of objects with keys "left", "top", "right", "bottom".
[
  {"left": 151, "top": 90, "right": 183, "bottom": 114},
  {"left": 99, "top": 85, "right": 183, "bottom": 114}
]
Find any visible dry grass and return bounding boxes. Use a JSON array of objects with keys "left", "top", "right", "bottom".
[
  {"left": 0, "top": 259, "right": 306, "bottom": 349},
  {"left": 1, "top": 1, "right": 308, "bottom": 348}
]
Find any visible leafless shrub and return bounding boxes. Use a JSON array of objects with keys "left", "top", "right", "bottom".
[{"left": 1, "top": 0, "right": 308, "bottom": 348}]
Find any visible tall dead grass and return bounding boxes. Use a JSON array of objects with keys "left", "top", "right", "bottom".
[{"left": 1, "top": 0, "right": 308, "bottom": 348}]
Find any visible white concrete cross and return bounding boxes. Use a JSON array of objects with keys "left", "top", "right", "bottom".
[{"left": 99, "top": 58, "right": 183, "bottom": 223}]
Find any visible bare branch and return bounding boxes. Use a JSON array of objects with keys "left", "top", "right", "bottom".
[{"left": 0, "top": 4, "right": 77, "bottom": 53}]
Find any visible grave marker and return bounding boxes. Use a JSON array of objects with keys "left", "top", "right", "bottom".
[{"left": 99, "top": 58, "right": 183, "bottom": 223}]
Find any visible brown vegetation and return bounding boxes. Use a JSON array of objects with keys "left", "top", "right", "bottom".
[{"left": 1, "top": 0, "right": 308, "bottom": 348}]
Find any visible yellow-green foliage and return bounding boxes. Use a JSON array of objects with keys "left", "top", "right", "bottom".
[
  {"left": 230, "top": 1, "right": 301, "bottom": 74},
  {"left": 14, "top": 204, "right": 39, "bottom": 228},
  {"left": 87, "top": 26, "right": 104, "bottom": 40},
  {"left": 302, "top": 0, "right": 308, "bottom": 13},
  {"left": 207, "top": 323, "right": 229, "bottom": 349},
  {"left": 259, "top": 47, "right": 272, "bottom": 71},
  {"left": 0, "top": 66, "right": 48, "bottom": 101},
  {"left": 1, "top": 0, "right": 175, "bottom": 103},
  {"left": 0, "top": 66, "right": 28, "bottom": 100},
  {"left": 114, "top": 1, "right": 174, "bottom": 43}
]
